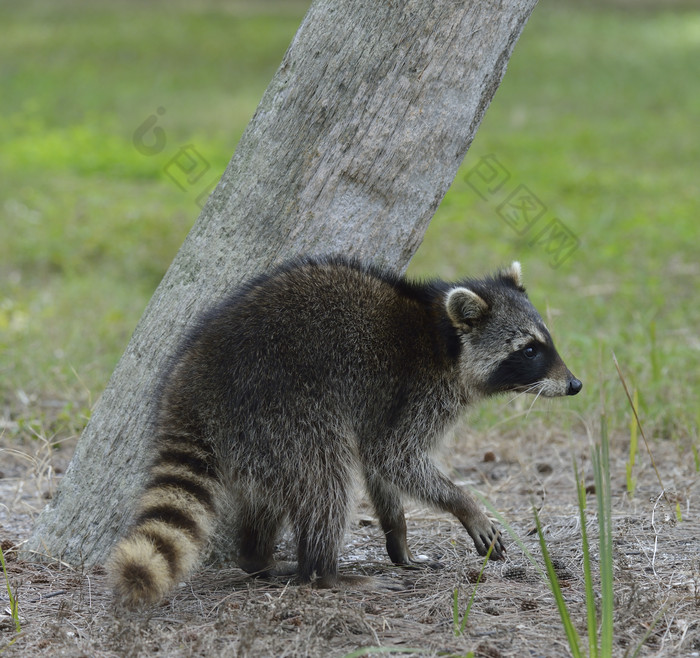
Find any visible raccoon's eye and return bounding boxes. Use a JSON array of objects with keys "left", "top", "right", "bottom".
[{"left": 523, "top": 345, "right": 538, "bottom": 359}]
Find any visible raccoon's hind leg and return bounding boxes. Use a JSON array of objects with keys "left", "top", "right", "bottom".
[
  {"left": 108, "top": 433, "right": 220, "bottom": 607},
  {"left": 234, "top": 495, "right": 295, "bottom": 577},
  {"left": 365, "top": 475, "right": 442, "bottom": 570},
  {"left": 289, "top": 459, "right": 357, "bottom": 588},
  {"left": 292, "top": 503, "right": 345, "bottom": 586}
]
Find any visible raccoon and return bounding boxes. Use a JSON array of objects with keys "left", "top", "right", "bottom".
[{"left": 108, "top": 255, "right": 581, "bottom": 607}]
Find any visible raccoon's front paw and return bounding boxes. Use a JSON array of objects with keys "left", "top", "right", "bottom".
[{"left": 467, "top": 519, "right": 506, "bottom": 561}]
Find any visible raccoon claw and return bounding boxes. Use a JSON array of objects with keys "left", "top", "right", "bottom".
[
  {"left": 480, "top": 532, "right": 506, "bottom": 560},
  {"left": 469, "top": 525, "right": 506, "bottom": 561}
]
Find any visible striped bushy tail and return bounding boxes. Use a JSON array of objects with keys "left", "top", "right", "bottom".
[{"left": 108, "top": 431, "right": 220, "bottom": 607}]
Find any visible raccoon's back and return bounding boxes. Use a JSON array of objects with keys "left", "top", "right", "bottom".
[
  {"left": 172, "top": 257, "right": 432, "bottom": 407},
  {"left": 159, "top": 256, "right": 453, "bottom": 461}
]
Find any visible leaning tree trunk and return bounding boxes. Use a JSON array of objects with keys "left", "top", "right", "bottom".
[{"left": 24, "top": 0, "right": 538, "bottom": 566}]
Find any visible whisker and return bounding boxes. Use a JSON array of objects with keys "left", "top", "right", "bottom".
[
  {"left": 525, "top": 382, "right": 545, "bottom": 417},
  {"left": 505, "top": 391, "right": 525, "bottom": 405},
  {"left": 505, "top": 382, "right": 543, "bottom": 406}
]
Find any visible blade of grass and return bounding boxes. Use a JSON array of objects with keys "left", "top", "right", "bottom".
[
  {"left": 0, "top": 543, "right": 21, "bottom": 652},
  {"left": 534, "top": 506, "right": 582, "bottom": 658},
  {"left": 575, "top": 459, "right": 598, "bottom": 658},
  {"left": 626, "top": 388, "right": 638, "bottom": 495},
  {"left": 612, "top": 351, "right": 672, "bottom": 512},
  {"left": 593, "top": 413, "right": 614, "bottom": 658},
  {"left": 629, "top": 602, "right": 669, "bottom": 658},
  {"left": 454, "top": 542, "right": 493, "bottom": 636}
]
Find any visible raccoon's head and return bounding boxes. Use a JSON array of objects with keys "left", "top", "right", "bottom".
[{"left": 445, "top": 262, "right": 582, "bottom": 399}]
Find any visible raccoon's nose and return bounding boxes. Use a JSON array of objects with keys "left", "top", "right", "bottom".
[{"left": 567, "top": 377, "right": 582, "bottom": 396}]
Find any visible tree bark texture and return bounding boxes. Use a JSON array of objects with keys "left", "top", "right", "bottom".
[{"left": 24, "top": 0, "right": 538, "bottom": 566}]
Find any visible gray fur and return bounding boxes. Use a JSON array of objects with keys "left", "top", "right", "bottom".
[{"left": 108, "top": 255, "right": 581, "bottom": 606}]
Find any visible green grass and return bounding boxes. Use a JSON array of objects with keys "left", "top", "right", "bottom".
[
  {"left": 0, "top": 543, "right": 21, "bottom": 647},
  {"left": 575, "top": 460, "right": 598, "bottom": 658},
  {"left": 529, "top": 377, "right": 672, "bottom": 657},
  {"left": 452, "top": 544, "right": 493, "bottom": 637},
  {"left": 534, "top": 505, "right": 584, "bottom": 657},
  {"left": 625, "top": 388, "right": 639, "bottom": 495},
  {"left": 532, "top": 418, "right": 614, "bottom": 658},
  {"left": 1, "top": 0, "right": 698, "bottom": 451},
  {"left": 477, "top": 392, "right": 657, "bottom": 656}
]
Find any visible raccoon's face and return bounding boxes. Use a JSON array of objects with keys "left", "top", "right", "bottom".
[{"left": 446, "top": 262, "right": 582, "bottom": 399}]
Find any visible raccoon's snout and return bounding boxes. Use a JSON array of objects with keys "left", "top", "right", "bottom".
[
  {"left": 535, "top": 367, "right": 582, "bottom": 398},
  {"left": 567, "top": 377, "right": 582, "bottom": 396}
]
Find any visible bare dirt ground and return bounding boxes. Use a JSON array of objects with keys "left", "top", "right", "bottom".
[{"left": 2, "top": 416, "right": 699, "bottom": 657}]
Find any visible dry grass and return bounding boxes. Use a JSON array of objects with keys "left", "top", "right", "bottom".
[{"left": 2, "top": 413, "right": 700, "bottom": 657}]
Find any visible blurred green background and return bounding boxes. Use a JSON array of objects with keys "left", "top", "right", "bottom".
[{"left": 1, "top": 0, "right": 698, "bottom": 447}]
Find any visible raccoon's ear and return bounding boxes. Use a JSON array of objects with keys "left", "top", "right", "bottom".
[
  {"left": 445, "top": 287, "right": 489, "bottom": 330},
  {"left": 501, "top": 261, "right": 524, "bottom": 289},
  {"left": 499, "top": 260, "right": 525, "bottom": 291}
]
